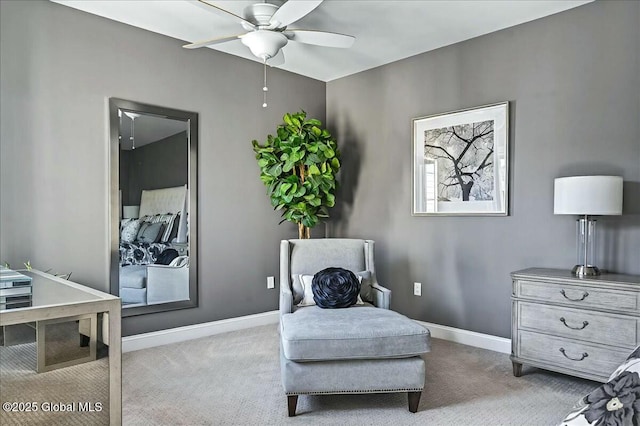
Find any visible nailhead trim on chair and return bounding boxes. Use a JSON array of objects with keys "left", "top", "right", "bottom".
[{"left": 286, "top": 387, "right": 424, "bottom": 395}]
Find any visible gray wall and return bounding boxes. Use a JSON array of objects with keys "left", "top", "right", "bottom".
[
  {"left": 0, "top": 0, "right": 325, "bottom": 336},
  {"left": 2, "top": 0, "right": 638, "bottom": 340},
  {"left": 327, "top": 0, "right": 640, "bottom": 338},
  {"left": 123, "top": 131, "right": 189, "bottom": 206}
]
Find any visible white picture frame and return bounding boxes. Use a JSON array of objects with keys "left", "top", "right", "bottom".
[{"left": 412, "top": 102, "right": 510, "bottom": 216}]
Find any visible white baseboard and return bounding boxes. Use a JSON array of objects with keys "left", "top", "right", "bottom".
[
  {"left": 415, "top": 320, "right": 511, "bottom": 354},
  {"left": 122, "top": 311, "right": 510, "bottom": 355},
  {"left": 122, "top": 310, "right": 279, "bottom": 353}
]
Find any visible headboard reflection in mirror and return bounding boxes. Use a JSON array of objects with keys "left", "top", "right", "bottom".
[{"left": 109, "top": 98, "right": 198, "bottom": 317}]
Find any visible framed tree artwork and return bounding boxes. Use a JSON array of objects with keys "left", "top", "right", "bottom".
[{"left": 412, "top": 102, "right": 510, "bottom": 216}]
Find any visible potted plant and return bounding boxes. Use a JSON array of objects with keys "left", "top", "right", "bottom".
[{"left": 252, "top": 111, "right": 341, "bottom": 239}]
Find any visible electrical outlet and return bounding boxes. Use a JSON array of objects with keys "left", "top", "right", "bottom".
[
  {"left": 413, "top": 282, "right": 422, "bottom": 296},
  {"left": 267, "top": 276, "right": 275, "bottom": 289}
]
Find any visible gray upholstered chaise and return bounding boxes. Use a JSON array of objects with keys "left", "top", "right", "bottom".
[{"left": 279, "top": 239, "right": 431, "bottom": 416}]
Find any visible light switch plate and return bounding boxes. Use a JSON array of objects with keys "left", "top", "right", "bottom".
[{"left": 267, "top": 276, "right": 275, "bottom": 289}]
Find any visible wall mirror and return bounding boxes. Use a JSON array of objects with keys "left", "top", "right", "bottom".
[{"left": 109, "top": 98, "right": 198, "bottom": 316}]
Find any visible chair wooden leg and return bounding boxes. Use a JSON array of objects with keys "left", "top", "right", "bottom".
[
  {"left": 287, "top": 395, "right": 298, "bottom": 417},
  {"left": 408, "top": 391, "right": 421, "bottom": 413}
]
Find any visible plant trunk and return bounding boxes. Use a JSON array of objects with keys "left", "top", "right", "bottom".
[
  {"left": 297, "top": 164, "right": 311, "bottom": 239},
  {"left": 298, "top": 223, "right": 311, "bottom": 239}
]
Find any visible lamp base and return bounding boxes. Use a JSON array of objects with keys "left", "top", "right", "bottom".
[{"left": 572, "top": 265, "right": 600, "bottom": 277}]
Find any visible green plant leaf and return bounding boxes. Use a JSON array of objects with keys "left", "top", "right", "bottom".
[
  {"left": 308, "top": 164, "right": 320, "bottom": 175},
  {"left": 302, "top": 214, "right": 318, "bottom": 228},
  {"left": 309, "top": 197, "right": 321, "bottom": 207},
  {"left": 304, "top": 153, "right": 321, "bottom": 165},
  {"left": 282, "top": 161, "right": 294, "bottom": 173},
  {"left": 268, "top": 164, "right": 283, "bottom": 177},
  {"left": 295, "top": 186, "right": 306, "bottom": 197},
  {"left": 326, "top": 193, "right": 335, "bottom": 207},
  {"left": 280, "top": 182, "right": 292, "bottom": 194}
]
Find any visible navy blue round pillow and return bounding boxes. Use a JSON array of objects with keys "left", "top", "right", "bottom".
[{"left": 312, "top": 267, "right": 361, "bottom": 309}]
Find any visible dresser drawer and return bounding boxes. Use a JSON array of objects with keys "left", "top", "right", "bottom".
[
  {"left": 515, "top": 280, "right": 638, "bottom": 312},
  {"left": 518, "top": 302, "right": 638, "bottom": 349},
  {"left": 518, "top": 330, "right": 628, "bottom": 378}
]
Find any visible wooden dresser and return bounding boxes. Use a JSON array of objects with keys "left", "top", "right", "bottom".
[{"left": 511, "top": 268, "right": 640, "bottom": 382}]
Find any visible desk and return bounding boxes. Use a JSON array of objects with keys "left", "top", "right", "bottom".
[{"left": 0, "top": 270, "right": 122, "bottom": 426}]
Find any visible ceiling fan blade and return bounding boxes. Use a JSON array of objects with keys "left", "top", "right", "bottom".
[
  {"left": 268, "top": 50, "right": 285, "bottom": 67},
  {"left": 193, "top": 0, "right": 255, "bottom": 29},
  {"left": 286, "top": 29, "right": 355, "bottom": 48},
  {"left": 270, "top": 0, "right": 323, "bottom": 28},
  {"left": 183, "top": 34, "right": 243, "bottom": 49}
]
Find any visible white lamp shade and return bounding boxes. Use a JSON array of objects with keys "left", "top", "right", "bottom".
[
  {"left": 554, "top": 176, "right": 623, "bottom": 215},
  {"left": 123, "top": 205, "right": 140, "bottom": 219}
]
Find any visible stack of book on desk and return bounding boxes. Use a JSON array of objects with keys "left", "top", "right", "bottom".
[{"left": 0, "top": 266, "right": 33, "bottom": 310}]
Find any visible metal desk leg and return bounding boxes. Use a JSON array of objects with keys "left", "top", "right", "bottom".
[{"left": 36, "top": 313, "right": 97, "bottom": 373}]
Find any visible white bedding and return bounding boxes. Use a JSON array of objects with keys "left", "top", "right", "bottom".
[{"left": 119, "top": 185, "right": 190, "bottom": 305}]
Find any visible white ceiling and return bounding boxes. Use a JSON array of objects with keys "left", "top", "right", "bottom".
[
  {"left": 119, "top": 113, "right": 187, "bottom": 150},
  {"left": 52, "top": 0, "right": 592, "bottom": 82}
]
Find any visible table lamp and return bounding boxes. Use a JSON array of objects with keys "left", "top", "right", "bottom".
[
  {"left": 554, "top": 175, "right": 623, "bottom": 276},
  {"left": 122, "top": 205, "right": 140, "bottom": 219}
]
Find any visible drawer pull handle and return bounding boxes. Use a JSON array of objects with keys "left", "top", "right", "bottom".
[
  {"left": 559, "top": 348, "right": 588, "bottom": 361},
  {"left": 559, "top": 317, "right": 589, "bottom": 330},
  {"left": 560, "top": 289, "right": 589, "bottom": 301}
]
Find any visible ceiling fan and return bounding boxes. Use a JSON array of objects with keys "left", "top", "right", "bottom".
[{"left": 183, "top": 0, "right": 356, "bottom": 66}]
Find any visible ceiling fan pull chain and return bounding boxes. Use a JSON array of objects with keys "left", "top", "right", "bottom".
[
  {"left": 262, "top": 59, "right": 268, "bottom": 108},
  {"left": 118, "top": 110, "right": 122, "bottom": 141},
  {"left": 130, "top": 116, "right": 136, "bottom": 149}
]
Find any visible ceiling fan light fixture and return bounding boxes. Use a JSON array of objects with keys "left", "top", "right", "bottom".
[
  {"left": 188, "top": 0, "right": 354, "bottom": 109},
  {"left": 241, "top": 30, "right": 288, "bottom": 60}
]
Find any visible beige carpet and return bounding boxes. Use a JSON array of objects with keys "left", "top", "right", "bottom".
[
  {"left": 122, "top": 324, "right": 596, "bottom": 425},
  {"left": 1, "top": 323, "right": 599, "bottom": 425},
  {"left": 0, "top": 322, "right": 109, "bottom": 426}
]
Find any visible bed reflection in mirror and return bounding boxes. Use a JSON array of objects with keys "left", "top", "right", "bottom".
[{"left": 109, "top": 99, "right": 198, "bottom": 316}]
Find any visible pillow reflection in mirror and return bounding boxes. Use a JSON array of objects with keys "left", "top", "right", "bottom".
[
  {"left": 121, "top": 219, "right": 140, "bottom": 243},
  {"left": 137, "top": 222, "right": 165, "bottom": 244}
]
